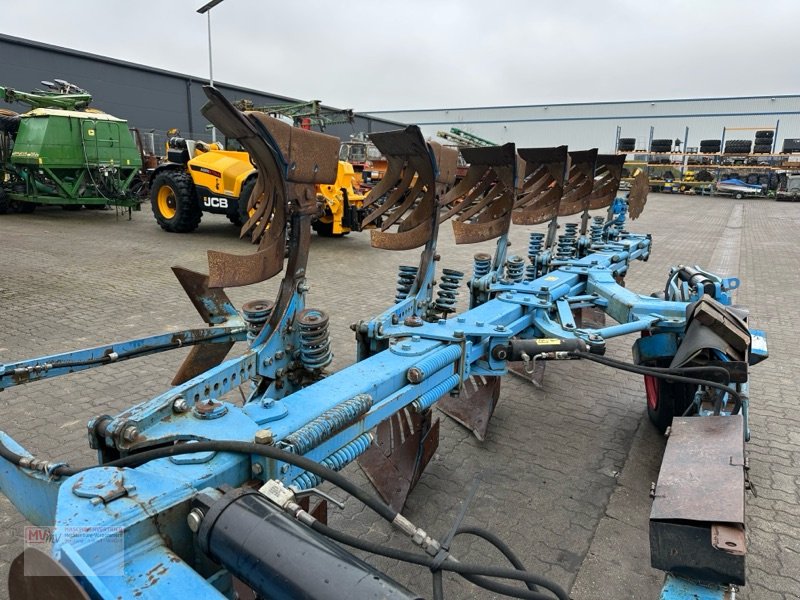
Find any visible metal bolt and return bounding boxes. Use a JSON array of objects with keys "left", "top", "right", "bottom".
[
  {"left": 275, "top": 368, "right": 285, "bottom": 378},
  {"left": 401, "top": 343, "right": 411, "bottom": 351},
  {"left": 454, "top": 330, "right": 464, "bottom": 338},
  {"left": 495, "top": 325, "right": 506, "bottom": 332},
  {"left": 172, "top": 398, "right": 189, "bottom": 413},
  {"left": 411, "top": 335, "right": 421, "bottom": 342},
  {"left": 187, "top": 509, "right": 204, "bottom": 533},
  {"left": 476, "top": 321, "right": 484, "bottom": 327},
  {"left": 255, "top": 429, "right": 274, "bottom": 445},
  {"left": 252, "top": 463, "right": 263, "bottom": 476},
  {"left": 457, "top": 317, "right": 466, "bottom": 323},
  {"left": 281, "top": 465, "right": 290, "bottom": 474},
  {"left": 275, "top": 351, "right": 285, "bottom": 360},
  {"left": 122, "top": 425, "right": 138, "bottom": 442}
]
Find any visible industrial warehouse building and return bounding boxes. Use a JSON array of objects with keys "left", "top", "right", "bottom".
[
  {"left": 369, "top": 96, "right": 800, "bottom": 153},
  {"left": 0, "top": 33, "right": 401, "bottom": 143},
  {"left": 5, "top": 32, "right": 799, "bottom": 157}
]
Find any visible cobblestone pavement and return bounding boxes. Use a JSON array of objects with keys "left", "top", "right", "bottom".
[{"left": 0, "top": 194, "right": 797, "bottom": 599}]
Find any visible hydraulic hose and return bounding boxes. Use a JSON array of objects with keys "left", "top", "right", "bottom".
[{"left": 572, "top": 351, "right": 742, "bottom": 415}]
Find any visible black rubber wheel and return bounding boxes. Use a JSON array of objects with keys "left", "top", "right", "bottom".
[
  {"left": 645, "top": 376, "right": 696, "bottom": 433},
  {"left": 312, "top": 219, "right": 340, "bottom": 237},
  {"left": 755, "top": 130, "right": 774, "bottom": 140},
  {"left": 12, "top": 200, "right": 36, "bottom": 213},
  {"left": 62, "top": 204, "right": 82, "bottom": 211},
  {"left": 150, "top": 170, "right": 202, "bottom": 233},
  {"left": 0, "top": 188, "right": 9, "bottom": 214},
  {"left": 232, "top": 178, "right": 256, "bottom": 226}
]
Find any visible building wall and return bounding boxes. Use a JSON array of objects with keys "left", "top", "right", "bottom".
[
  {"left": 369, "top": 96, "right": 800, "bottom": 152},
  {"left": 0, "top": 34, "right": 403, "bottom": 142}
]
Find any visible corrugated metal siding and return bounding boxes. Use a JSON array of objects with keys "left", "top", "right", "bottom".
[
  {"left": 0, "top": 34, "right": 402, "bottom": 141},
  {"left": 371, "top": 97, "right": 800, "bottom": 152}
]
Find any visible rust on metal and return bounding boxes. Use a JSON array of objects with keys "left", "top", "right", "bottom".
[
  {"left": 9, "top": 549, "right": 91, "bottom": 600},
  {"left": 207, "top": 248, "right": 284, "bottom": 289},
  {"left": 358, "top": 406, "right": 439, "bottom": 511},
  {"left": 439, "top": 143, "right": 517, "bottom": 245},
  {"left": 587, "top": 154, "right": 626, "bottom": 210},
  {"left": 359, "top": 126, "right": 443, "bottom": 251},
  {"left": 512, "top": 146, "right": 568, "bottom": 225},
  {"left": 172, "top": 342, "right": 235, "bottom": 385},
  {"left": 651, "top": 416, "right": 745, "bottom": 525},
  {"left": 171, "top": 267, "right": 238, "bottom": 324},
  {"left": 508, "top": 358, "right": 546, "bottom": 389},
  {"left": 437, "top": 375, "right": 501, "bottom": 441},
  {"left": 711, "top": 524, "right": 746, "bottom": 556},
  {"left": 557, "top": 149, "right": 598, "bottom": 217},
  {"left": 627, "top": 170, "right": 649, "bottom": 219}
]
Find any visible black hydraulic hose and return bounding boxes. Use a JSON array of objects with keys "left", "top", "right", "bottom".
[
  {"left": 309, "top": 521, "right": 569, "bottom": 600},
  {"left": 0, "top": 439, "right": 396, "bottom": 523},
  {"left": 572, "top": 351, "right": 742, "bottom": 415},
  {"left": 0, "top": 435, "right": 569, "bottom": 599},
  {"left": 455, "top": 526, "right": 537, "bottom": 591}
]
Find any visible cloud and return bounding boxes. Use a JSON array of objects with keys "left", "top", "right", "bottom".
[{"left": 2, "top": 0, "right": 798, "bottom": 111}]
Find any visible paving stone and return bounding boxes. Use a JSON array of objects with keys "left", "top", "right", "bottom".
[{"left": 0, "top": 194, "right": 796, "bottom": 598}]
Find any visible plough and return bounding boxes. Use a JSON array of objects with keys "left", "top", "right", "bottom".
[{"left": 0, "top": 87, "right": 768, "bottom": 600}]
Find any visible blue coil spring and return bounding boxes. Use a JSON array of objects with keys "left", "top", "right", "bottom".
[
  {"left": 412, "top": 373, "right": 461, "bottom": 412},
  {"left": 590, "top": 216, "right": 605, "bottom": 244},
  {"left": 395, "top": 265, "right": 418, "bottom": 303},
  {"left": 505, "top": 255, "right": 525, "bottom": 283},
  {"left": 297, "top": 308, "right": 332, "bottom": 370},
  {"left": 525, "top": 263, "right": 538, "bottom": 281},
  {"left": 556, "top": 223, "right": 579, "bottom": 259},
  {"left": 241, "top": 299, "right": 274, "bottom": 341},
  {"left": 283, "top": 393, "right": 373, "bottom": 455},
  {"left": 291, "top": 433, "right": 374, "bottom": 490},
  {"left": 434, "top": 268, "right": 465, "bottom": 314},
  {"left": 408, "top": 344, "right": 462, "bottom": 383},
  {"left": 527, "top": 232, "right": 544, "bottom": 257},
  {"left": 472, "top": 252, "right": 492, "bottom": 278}
]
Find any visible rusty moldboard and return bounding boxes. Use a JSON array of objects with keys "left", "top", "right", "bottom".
[
  {"left": 512, "top": 145, "right": 568, "bottom": 225},
  {"left": 557, "top": 149, "right": 598, "bottom": 217},
  {"left": 360, "top": 126, "right": 440, "bottom": 251},
  {"left": 436, "top": 375, "right": 501, "bottom": 441},
  {"left": 171, "top": 267, "right": 238, "bottom": 324},
  {"left": 627, "top": 170, "right": 650, "bottom": 219},
  {"left": 587, "top": 154, "right": 626, "bottom": 210},
  {"left": 650, "top": 415, "right": 746, "bottom": 585},
  {"left": 440, "top": 143, "right": 516, "bottom": 245},
  {"left": 357, "top": 407, "right": 439, "bottom": 512}
]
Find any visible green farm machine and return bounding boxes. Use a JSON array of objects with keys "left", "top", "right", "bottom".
[{"left": 0, "top": 80, "right": 143, "bottom": 214}]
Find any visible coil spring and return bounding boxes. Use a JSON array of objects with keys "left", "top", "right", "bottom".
[
  {"left": 472, "top": 252, "right": 492, "bottom": 278},
  {"left": 242, "top": 299, "right": 274, "bottom": 341},
  {"left": 590, "top": 216, "right": 605, "bottom": 244},
  {"left": 505, "top": 255, "right": 525, "bottom": 283},
  {"left": 297, "top": 308, "right": 332, "bottom": 370},
  {"left": 528, "top": 232, "right": 545, "bottom": 257},
  {"left": 556, "top": 223, "right": 579, "bottom": 259},
  {"left": 395, "top": 265, "right": 418, "bottom": 303},
  {"left": 283, "top": 393, "right": 373, "bottom": 455},
  {"left": 434, "top": 268, "right": 464, "bottom": 314},
  {"left": 291, "top": 433, "right": 374, "bottom": 491}
]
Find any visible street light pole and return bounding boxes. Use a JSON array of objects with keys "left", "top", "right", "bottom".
[{"left": 197, "top": 0, "right": 225, "bottom": 143}]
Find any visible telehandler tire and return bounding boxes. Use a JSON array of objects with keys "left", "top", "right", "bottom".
[{"left": 151, "top": 170, "right": 202, "bottom": 233}]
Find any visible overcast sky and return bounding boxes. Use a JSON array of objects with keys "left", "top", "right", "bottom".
[{"left": 2, "top": 1, "right": 798, "bottom": 112}]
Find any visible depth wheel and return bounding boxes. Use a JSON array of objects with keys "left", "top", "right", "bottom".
[
  {"left": 645, "top": 375, "right": 695, "bottom": 433},
  {"left": 150, "top": 170, "right": 201, "bottom": 233}
]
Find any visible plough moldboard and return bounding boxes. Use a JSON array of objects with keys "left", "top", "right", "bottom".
[{"left": 0, "top": 87, "right": 768, "bottom": 600}]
